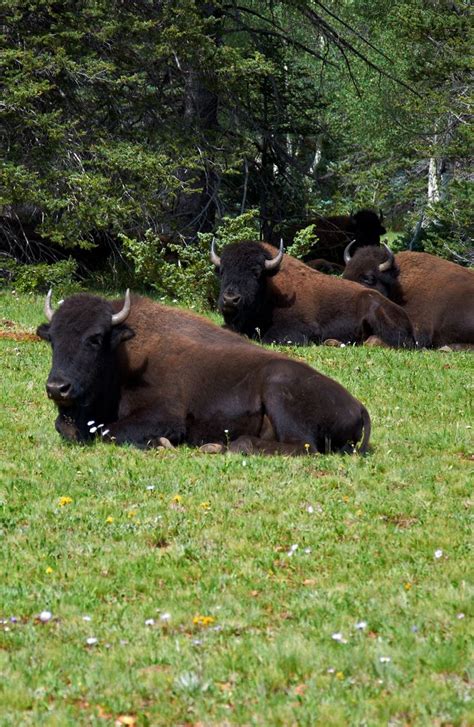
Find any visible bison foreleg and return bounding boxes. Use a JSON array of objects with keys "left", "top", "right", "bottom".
[
  {"left": 361, "top": 296, "right": 415, "bottom": 349},
  {"left": 98, "top": 410, "right": 186, "bottom": 449},
  {"left": 262, "top": 322, "right": 321, "bottom": 346}
]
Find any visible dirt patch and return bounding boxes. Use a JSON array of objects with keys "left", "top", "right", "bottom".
[{"left": 0, "top": 330, "right": 40, "bottom": 342}]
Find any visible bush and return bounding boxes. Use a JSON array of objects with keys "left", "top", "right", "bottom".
[
  {"left": 286, "top": 224, "right": 318, "bottom": 259},
  {"left": 121, "top": 210, "right": 261, "bottom": 308},
  {"left": 421, "top": 181, "right": 474, "bottom": 265},
  {"left": 1, "top": 258, "right": 79, "bottom": 294}
]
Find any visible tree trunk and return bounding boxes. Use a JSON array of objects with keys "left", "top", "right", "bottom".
[{"left": 173, "top": 4, "right": 220, "bottom": 240}]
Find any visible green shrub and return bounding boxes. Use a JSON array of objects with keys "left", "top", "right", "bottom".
[
  {"left": 121, "top": 210, "right": 261, "bottom": 308},
  {"left": 2, "top": 258, "right": 79, "bottom": 294},
  {"left": 286, "top": 224, "right": 318, "bottom": 259},
  {"left": 421, "top": 181, "right": 473, "bottom": 264}
]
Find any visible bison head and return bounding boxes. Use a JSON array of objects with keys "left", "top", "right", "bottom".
[
  {"left": 37, "top": 291, "right": 134, "bottom": 440},
  {"left": 350, "top": 209, "right": 386, "bottom": 246},
  {"left": 343, "top": 242, "right": 399, "bottom": 298},
  {"left": 210, "top": 240, "right": 284, "bottom": 335}
]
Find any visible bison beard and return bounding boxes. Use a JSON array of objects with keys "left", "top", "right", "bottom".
[{"left": 37, "top": 292, "right": 371, "bottom": 455}]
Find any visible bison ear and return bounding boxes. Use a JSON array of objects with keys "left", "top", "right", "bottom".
[
  {"left": 36, "top": 323, "right": 51, "bottom": 341},
  {"left": 111, "top": 324, "right": 135, "bottom": 349}
]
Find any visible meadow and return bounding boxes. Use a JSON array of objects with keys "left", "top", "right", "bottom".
[{"left": 0, "top": 290, "right": 472, "bottom": 726}]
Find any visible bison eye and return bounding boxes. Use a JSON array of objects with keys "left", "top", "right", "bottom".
[
  {"left": 363, "top": 274, "right": 376, "bottom": 286},
  {"left": 87, "top": 333, "right": 103, "bottom": 347}
]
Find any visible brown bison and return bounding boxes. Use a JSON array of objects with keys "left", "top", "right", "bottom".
[
  {"left": 342, "top": 243, "right": 474, "bottom": 348},
  {"left": 268, "top": 209, "right": 386, "bottom": 267},
  {"left": 211, "top": 240, "right": 415, "bottom": 348},
  {"left": 36, "top": 290, "right": 371, "bottom": 454}
]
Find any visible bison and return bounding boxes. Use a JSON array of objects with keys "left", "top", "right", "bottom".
[
  {"left": 211, "top": 240, "right": 415, "bottom": 348},
  {"left": 342, "top": 243, "right": 474, "bottom": 348},
  {"left": 36, "top": 290, "right": 371, "bottom": 455},
  {"left": 267, "top": 209, "right": 386, "bottom": 267}
]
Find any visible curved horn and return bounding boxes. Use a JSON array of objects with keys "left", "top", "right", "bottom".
[
  {"left": 379, "top": 208, "right": 384, "bottom": 223},
  {"left": 264, "top": 238, "right": 284, "bottom": 271},
  {"left": 378, "top": 243, "right": 394, "bottom": 272},
  {"left": 111, "top": 289, "right": 131, "bottom": 326},
  {"left": 343, "top": 239, "right": 357, "bottom": 266},
  {"left": 44, "top": 288, "right": 54, "bottom": 322},
  {"left": 210, "top": 238, "right": 221, "bottom": 267}
]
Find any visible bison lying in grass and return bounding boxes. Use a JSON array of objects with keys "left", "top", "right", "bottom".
[
  {"left": 211, "top": 240, "right": 415, "bottom": 348},
  {"left": 37, "top": 290, "right": 371, "bottom": 455},
  {"left": 342, "top": 243, "right": 474, "bottom": 348}
]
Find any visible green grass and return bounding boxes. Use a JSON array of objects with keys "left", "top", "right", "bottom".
[{"left": 0, "top": 290, "right": 472, "bottom": 726}]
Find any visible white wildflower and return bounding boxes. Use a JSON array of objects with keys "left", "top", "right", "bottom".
[{"left": 39, "top": 611, "right": 52, "bottom": 623}]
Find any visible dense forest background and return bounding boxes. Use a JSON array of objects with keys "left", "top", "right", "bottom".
[{"left": 1, "top": 0, "right": 472, "bottom": 298}]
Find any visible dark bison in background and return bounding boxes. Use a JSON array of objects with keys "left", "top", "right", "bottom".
[
  {"left": 37, "top": 291, "right": 371, "bottom": 455},
  {"left": 211, "top": 240, "right": 415, "bottom": 348},
  {"left": 342, "top": 243, "right": 474, "bottom": 348},
  {"left": 267, "top": 209, "right": 386, "bottom": 268}
]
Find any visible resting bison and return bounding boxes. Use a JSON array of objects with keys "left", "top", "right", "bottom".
[
  {"left": 37, "top": 290, "right": 371, "bottom": 454},
  {"left": 342, "top": 243, "right": 474, "bottom": 348},
  {"left": 211, "top": 240, "right": 415, "bottom": 348},
  {"left": 268, "top": 209, "right": 386, "bottom": 267}
]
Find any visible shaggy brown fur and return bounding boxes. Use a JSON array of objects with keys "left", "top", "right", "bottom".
[
  {"left": 37, "top": 293, "right": 371, "bottom": 454},
  {"left": 343, "top": 248, "right": 474, "bottom": 347}
]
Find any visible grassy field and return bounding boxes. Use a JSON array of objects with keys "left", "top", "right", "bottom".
[{"left": 0, "top": 290, "right": 472, "bottom": 726}]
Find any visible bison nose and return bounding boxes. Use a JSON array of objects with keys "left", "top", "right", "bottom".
[
  {"left": 223, "top": 292, "right": 241, "bottom": 307},
  {"left": 46, "top": 379, "right": 73, "bottom": 401}
]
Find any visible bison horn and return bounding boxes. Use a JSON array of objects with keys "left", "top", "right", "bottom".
[
  {"left": 378, "top": 243, "right": 394, "bottom": 272},
  {"left": 343, "top": 239, "right": 357, "bottom": 266},
  {"left": 111, "top": 289, "right": 131, "bottom": 326},
  {"left": 210, "top": 238, "right": 221, "bottom": 267},
  {"left": 44, "top": 288, "right": 54, "bottom": 322},
  {"left": 264, "top": 238, "right": 284, "bottom": 271},
  {"left": 379, "top": 209, "right": 384, "bottom": 223}
]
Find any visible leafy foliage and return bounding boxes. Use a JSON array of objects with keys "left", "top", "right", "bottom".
[
  {"left": 1, "top": 0, "right": 472, "bottom": 289},
  {"left": 1, "top": 257, "right": 78, "bottom": 294},
  {"left": 121, "top": 210, "right": 260, "bottom": 308}
]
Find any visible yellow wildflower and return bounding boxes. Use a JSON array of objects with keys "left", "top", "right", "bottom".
[
  {"left": 342, "top": 495, "right": 350, "bottom": 503},
  {"left": 127, "top": 510, "right": 137, "bottom": 518},
  {"left": 59, "top": 496, "right": 72, "bottom": 507},
  {"left": 404, "top": 582, "right": 412, "bottom": 590},
  {"left": 45, "top": 566, "right": 53, "bottom": 574},
  {"left": 199, "top": 501, "right": 211, "bottom": 511},
  {"left": 336, "top": 671, "right": 344, "bottom": 680},
  {"left": 171, "top": 495, "right": 182, "bottom": 504},
  {"left": 105, "top": 516, "right": 114, "bottom": 524},
  {"left": 193, "top": 614, "right": 215, "bottom": 627},
  {"left": 355, "top": 509, "right": 363, "bottom": 516}
]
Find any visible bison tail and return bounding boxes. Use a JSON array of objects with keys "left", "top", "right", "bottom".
[{"left": 358, "top": 406, "right": 371, "bottom": 455}]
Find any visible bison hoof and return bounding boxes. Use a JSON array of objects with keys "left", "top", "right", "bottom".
[
  {"left": 158, "top": 437, "right": 174, "bottom": 449},
  {"left": 323, "top": 338, "right": 345, "bottom": 347},
  {"left": 199, "top": 442, "right": 225, "bottom": 454},
  {"left": 364, "top": 335, "right": 389, "bottom": 348}
]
